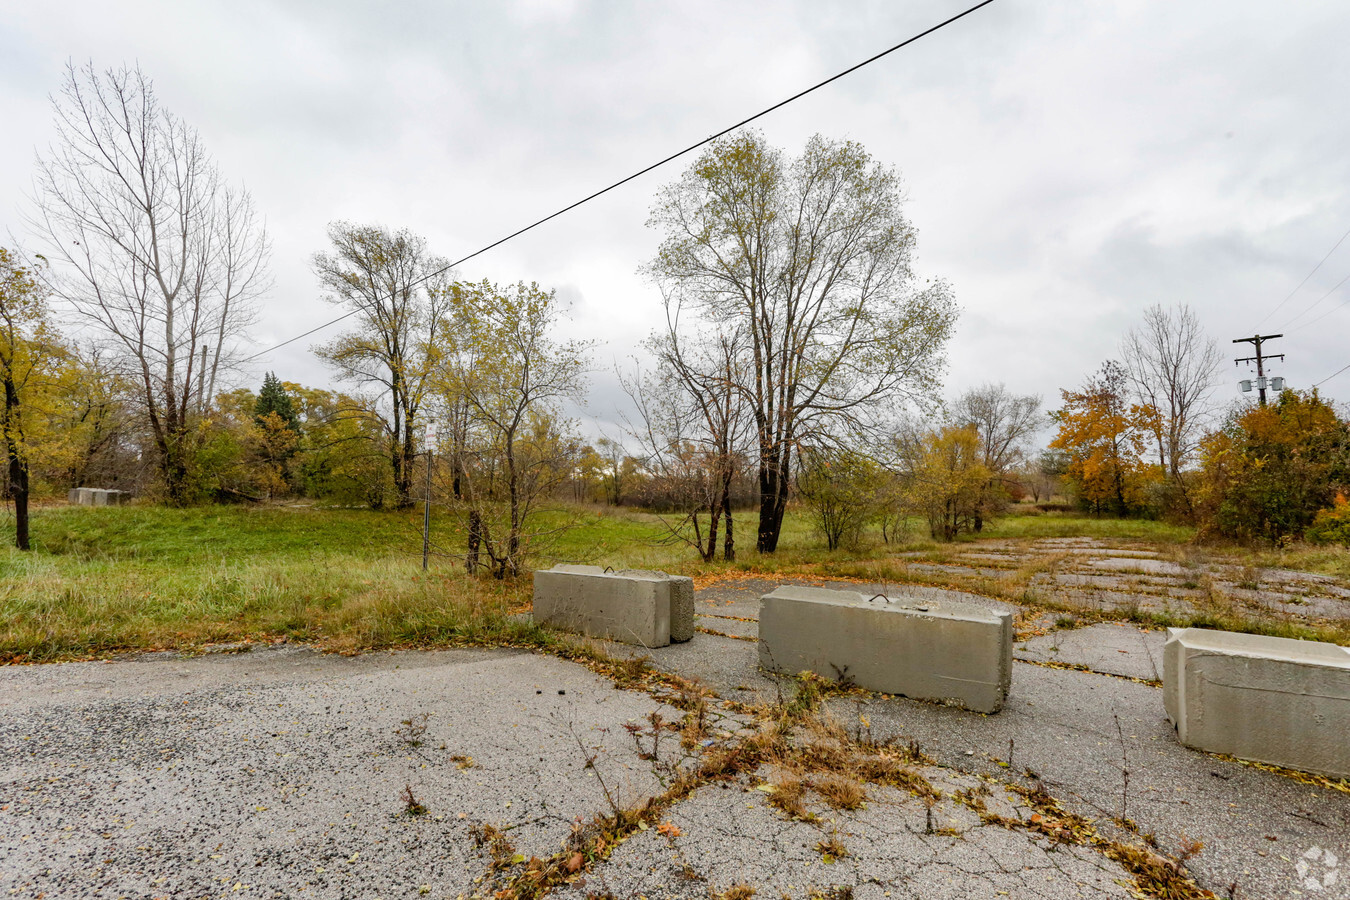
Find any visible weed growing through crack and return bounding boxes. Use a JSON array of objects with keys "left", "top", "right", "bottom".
[
  {"left": 1113, "top": 713, "right": 1133, "bottom": 827},
  {"left": 762, "top": 773, "right": 813, "bottom": 821},
  {"left": 1174, "top": 833, "right": 1206, "bottom": 875},
  {"left": 623, "top": 709, "right": 706, "bottom": 788},
  {"left": 470, "top": 822, "right": 520, "bottom": 872},
  {"left": 808, "top": 889, "right": 854, "bottom": 900},
  {"left": 394, "top": 712, "right": 429, "bottom": 748},
  {"left": 677, "top": 684, "right": 711, "bottom": 749},
  {"left": 815, "top": 831, "right": 850, "bottom": 862},
  {"left": 469, "top": 636, "right": 1219, "bottom": 900},
  {"left": 564, "top": 716, "right": 623, "bottom": 819},
  {"left": 400, "top": 783, "right": 427, "bottom": 816}
]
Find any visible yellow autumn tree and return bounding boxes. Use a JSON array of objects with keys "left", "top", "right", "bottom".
[
  {"left": 1050, "top": 361, "right": 1157, "bottom": 516},
  {"left": 898, "top": 424, "right": 993, "bottom": 541},
  {"left": 2, "top": 247, "right": 73, "bottom": 549},
  {"left": 1196, "top": 389, "right": 1350, "bottom": 543}
]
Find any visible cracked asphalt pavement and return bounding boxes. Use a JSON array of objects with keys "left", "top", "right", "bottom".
[{"left": 1, "top": 574, "right": 1347, "bottom": 899}]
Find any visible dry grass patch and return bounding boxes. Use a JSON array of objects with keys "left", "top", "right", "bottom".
[
  {"left": 809, "top": 774, "right": 867, "bottom": 810},
  {"left": 762, "top": 772, "right": 812, "bottom": 821}
]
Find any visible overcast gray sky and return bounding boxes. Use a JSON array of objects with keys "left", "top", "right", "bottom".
[{"left": 3, "top": 0, "right": 1349, "bottom": 442}]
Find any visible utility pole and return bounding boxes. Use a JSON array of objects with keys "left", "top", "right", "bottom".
[{"left": 1233, "top": 333, "right": 1285, "bottom": 407}]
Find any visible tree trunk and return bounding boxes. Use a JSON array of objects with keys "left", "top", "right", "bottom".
[
  {"left": 757, "top": 460, "right": 777, "bottom": 553},
  {"left": 157, "top": 426, "right": 194, "bottom": 506},
  {"left": 4, "top": 376, "right": 30, "bottom": 551},
  {"left": 721, "top": 467, "right": 735, "bottom": 562},
  {"left": 756, "top": 445, "right": 791, "bottom": 553},
  {"left": 704, "top": 500, "right": 720, "bottom": 563},
  {"left": 466, "top": 510, "right": 481, "bottom": 574}
]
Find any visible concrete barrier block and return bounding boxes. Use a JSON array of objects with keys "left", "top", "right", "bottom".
[
  {"left": 669, "top": 576, "right": 695, "bottom": 643},
  {"left": 758, "top": 586, "right": 1013, "bottom": 714},
  {"left": 1164, "top": 628, "right": 1350, "bottom": 779},
  {"left": 533, "top": 566, "right": 693, "bottom": 648},
  {"left": 69, "top": 487, "right": 131, "bottom": 506}
]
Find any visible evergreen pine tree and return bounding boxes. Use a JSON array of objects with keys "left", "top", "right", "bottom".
[{"left": 254, "top": 372, "right": 300, "bottom": 433}]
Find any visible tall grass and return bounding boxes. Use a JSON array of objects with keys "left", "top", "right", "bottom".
[
  {"left": 0, "top": 505, "right": 542, "bottom": 661},
  {"left": 3, "top": 502, "right": 1347, "bottom": 661}
]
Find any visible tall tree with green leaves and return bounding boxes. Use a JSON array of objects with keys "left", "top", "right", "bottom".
[
  {"left": 248, "top": 373, "right": 301, "bottom": 497},
  {"left": 646, "top": 131, "right": 957, "bottom": 553},
  {"left": 432, "top": 280, "right": 589, "bottom": 577},
  {"left": 796, "top": 448, "right": 885, "bottom": 550},
  {"left": 313, "top": 224, "right": 452, "bottom": 509}
]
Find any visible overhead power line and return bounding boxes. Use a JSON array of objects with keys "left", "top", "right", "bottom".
[
  {"left": 242, "top": 0, "right": 998, "bottom": 363},
  {"left": 1258, "top": 220, "right": 1350, "bottom": 328},
  {"left": 1314, "top": 362, "right": 1350, "bottom": 388},
  {"left": 1288, "top": 277, "right": 1350, "bottom": 333},
  {"left": 1283, "top": 269, "right": 1350, "bottom": 331}
]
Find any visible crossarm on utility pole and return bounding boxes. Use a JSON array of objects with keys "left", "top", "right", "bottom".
[{"left": 1233, "top": 333, "right": 1285, "bottom": 407}]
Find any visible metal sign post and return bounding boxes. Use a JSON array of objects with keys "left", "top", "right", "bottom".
[{"left": 422, "top": 424, "right": 438, "bottom": 572}]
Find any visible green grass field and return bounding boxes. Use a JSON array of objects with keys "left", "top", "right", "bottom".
[{"left": 2, "top": 501, "right": 1346, "bottom": 661}]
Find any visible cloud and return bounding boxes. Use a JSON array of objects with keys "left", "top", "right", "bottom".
[{"left": 3, "top": 0, "right": 1349, "bottom": 420}]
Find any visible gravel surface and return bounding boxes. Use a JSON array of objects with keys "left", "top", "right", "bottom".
[{"left": 0, "top": 647, "right": 678, "bottom": 898}]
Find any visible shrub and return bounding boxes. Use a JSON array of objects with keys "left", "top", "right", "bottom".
[
  {"left": 796, "top": 448, "right": 884, "bottom": 550},
  {"left": 1308, "top": 494, "right": 1350, "bottom": 547},
  {"left": 896, "top": 425, "right": 994, "bottom": 541},
  {"left": 1196, "top": 390, "right": 1350, "bottom": 543}
]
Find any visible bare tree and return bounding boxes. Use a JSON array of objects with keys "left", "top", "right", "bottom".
[
  {"left": 646, "top": 131, "right": 957, "bottom": 552},
  {"left": 951, "top": 383, "right": 1042, "bottom": 474},
  {"left": 951, "top": 383, "right": 1042, "bottom": 529},
  {"left": 595, "top": 436, "right": 627, "bottom": 506},
  {"left": 1121, "top": 304, "right": 1221, "bottom": 508},
  {"left": 625, "top": 318, "right": 750, "bottom": 561},
  {"left": 32, "top": 62, "right": 270, "bottom": 504},
  {"left": 313, "top": 223, "right": 451, "bottom": 509}
]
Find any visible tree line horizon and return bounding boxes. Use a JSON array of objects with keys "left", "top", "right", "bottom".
[{"left": 4, "top": 62, "right": 1348, "bottom": 563}]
